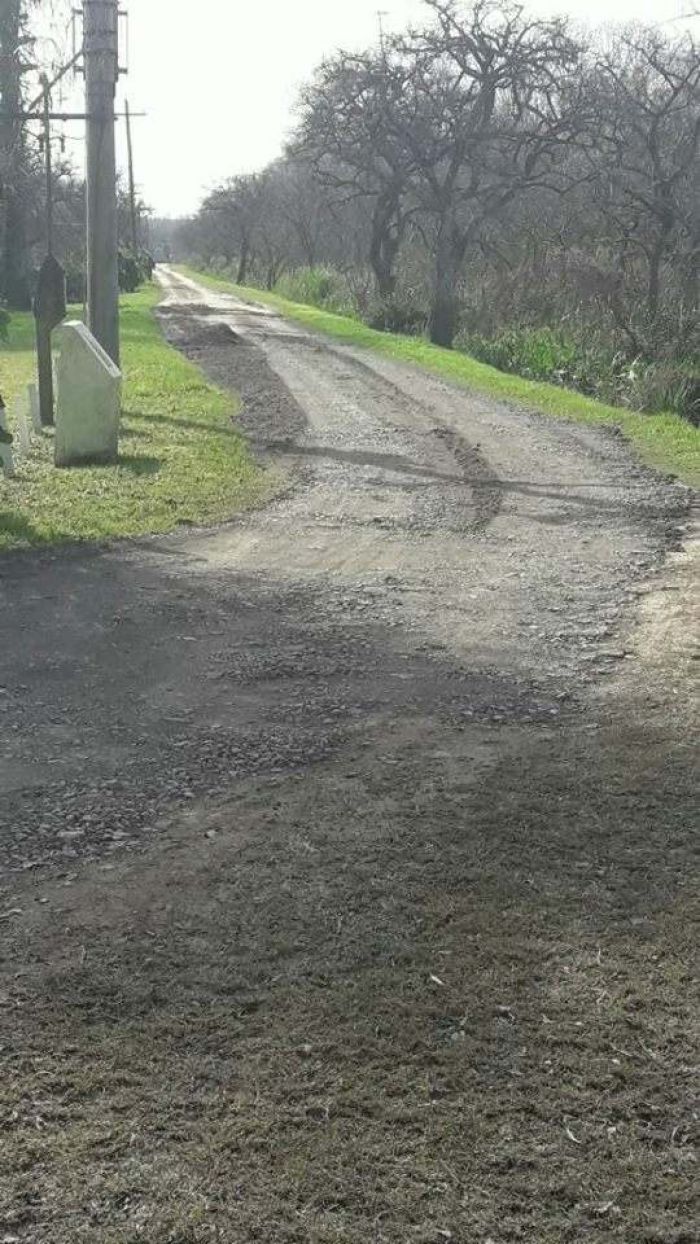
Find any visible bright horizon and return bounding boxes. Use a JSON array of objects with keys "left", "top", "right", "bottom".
[{"left": 36, "top": 0, "right": 700, "bottom": 219}]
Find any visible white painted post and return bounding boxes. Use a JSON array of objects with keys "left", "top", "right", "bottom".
[{"left": 55, "top": 321, "right": 122, "bottom": 467}]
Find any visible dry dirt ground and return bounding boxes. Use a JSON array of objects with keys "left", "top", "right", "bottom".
[{"left": 0, "top": 269, "right": 697, "bottom": 1243}]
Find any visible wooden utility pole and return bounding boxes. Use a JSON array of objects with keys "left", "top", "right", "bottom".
[
  {"left": 34, "top": 76, "right": 66, "bottom": 428},
  {"left": 84, "top": 0, "right": 120, "bottom": 366},
  {"left": 41, "top": 77, "right": 54, "bottom": 257},
  {"left": 36, "top": 74, "right": 56, "bottom": 427},
  {"left": 125, "top": 98, "right": 138, "bottom": 253}
]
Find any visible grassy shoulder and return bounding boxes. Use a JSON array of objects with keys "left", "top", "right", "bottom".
[
  {"left": 180, "top": 265, "right": 699, "bottom": 489},
  {"left": 0, "top": 284, "right": 274, "bottom": 552}
]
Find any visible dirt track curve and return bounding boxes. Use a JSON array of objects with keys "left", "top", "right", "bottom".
[{"left": 0, "top": 268, "right": 697, "bottom": 1244}]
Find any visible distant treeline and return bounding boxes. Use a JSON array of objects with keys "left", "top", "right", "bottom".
[{"left": 173, "top": 1, "right": 699, "bottom": 421}]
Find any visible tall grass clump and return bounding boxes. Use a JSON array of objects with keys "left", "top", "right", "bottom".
[
  {"left": 459, "top": 324, "right": 699, "bottom": 424},
  {"left": 274, "top": 268, "right": 357, "bottom": 318}
]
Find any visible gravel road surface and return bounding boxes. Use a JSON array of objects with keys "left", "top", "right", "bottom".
[{"left": 0, "top": 268, "right": 696, "bottom": 1244}]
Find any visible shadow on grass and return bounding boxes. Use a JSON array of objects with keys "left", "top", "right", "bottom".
[
  {"left": 120, "top": 331, "right": 163, "bottom": 347},
  {"left": 123, "top": 410, "right": 239, "bottom": 437},
  {"left": 0, "top": 325, "right": 36, "bottom": 354},
  {"left": 0, "top": 510, "right": 52, "bottom": 545},
  {"left": 117, "top": 454, "right": 162, "bottom": 476},
  {"left": 53, "top": 453, "right": 162, "bottom": 476}
]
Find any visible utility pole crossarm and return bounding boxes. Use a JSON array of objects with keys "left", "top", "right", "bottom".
[{"left": 26, "top": 48, "right": 84, "bottom": 115}]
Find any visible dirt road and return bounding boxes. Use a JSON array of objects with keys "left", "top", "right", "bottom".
[{"left": 0, "top": 269, "right": 697, "bottom": 1243}]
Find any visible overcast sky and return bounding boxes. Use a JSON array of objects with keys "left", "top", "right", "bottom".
[{"left": 40, "top": 0, "right": 699, "bottom": 219}]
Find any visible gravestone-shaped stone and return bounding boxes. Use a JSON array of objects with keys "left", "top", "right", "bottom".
[
  {"left": 0, "top": 396, "right": 15, "bottom": 478},
  {"left": 55, "top": 321, "right": 122, "bottom": 468},
  {"left": 6, "top": 391, "right": 34, "bottom": 457},
  {"left": 34, "top": 255, "right": 67, "bottom": 428}
]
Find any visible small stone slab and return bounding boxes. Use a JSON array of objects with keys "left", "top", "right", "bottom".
[
  {"left": 55, "top": 321, "right": 122, "bottom": 468},
  {"left": 0, "top": 442, "right": 15, "bottom": 478},
  {"left": 0, "top": 401, "right": 13, "bottom": 476},
  {"left": 4, "top": 392, "right": 34, "bottom": 458},
  {"left": 17, "top": 412, "right": 32, "bottom": 455},
  {"left": 28, "top": 384, "right": 42, "bottom": 433}
]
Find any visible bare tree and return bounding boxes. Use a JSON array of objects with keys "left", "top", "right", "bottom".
[
  {"left": 193, "top": 175, "right": 266, "bottom": 283},
  {"left": 393, "top": 1, "right": 582, "bottom": 345},
  {"left": 297, "top": 47, "right": 417, "bottom": 298},
  {"left": 179, "top": 6, "right": 698, "bottom": 415},
  {"left": 584, "top": 27, "right": 700, "bottom": 351}
]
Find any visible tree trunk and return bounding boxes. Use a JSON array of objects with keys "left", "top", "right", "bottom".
[
  {"left": 369, "top": 193, "right": 402, "bottom": 299},
  {"left": 369, "top": 229, "right": 397, "bottom": 298},
  {"left": 236, "top": 237, "right": 250, "bottom": 285},
  {"left": 683, "top": 241, "right": 699, "bottom": 317},
  {"left": 0, "top": 0, "right": 32, "bottom": 309},
  {"left": 647, "top": 223, "right": 672, "bottom": 327},
  {"left": 429, "top": 229, "right": 461, "bottom": 348},
  {"left": 298, "top": 223, "right": 316, "bottom": 269},
  {"left": 265, "top": 257, "right": 284, "bottom": 290},
  {"left": 647, "top": 243, "right": 662, "bottom": 324},
  {"left": 1, "top": 188, "right": 32, "bottom": 309}
]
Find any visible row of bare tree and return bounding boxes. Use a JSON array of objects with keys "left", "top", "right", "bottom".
[{"left": 178, "top": 1, "right": 699, "bottom": 366}]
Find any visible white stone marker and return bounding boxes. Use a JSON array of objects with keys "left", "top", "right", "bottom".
[{"left": 55, "top": 321, "right": 122, "bottom": 468}]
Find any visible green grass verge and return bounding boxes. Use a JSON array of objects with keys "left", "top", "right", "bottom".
[
  {"left": 0, "top": 284, "right": 275, "bottom": 551},
  {"left": 180, "top": 265, "right": 699, "bottom": 489}
]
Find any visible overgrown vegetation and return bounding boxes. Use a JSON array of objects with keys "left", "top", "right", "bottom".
[
  {"left": 274, "top": 266, "right": 357, "bottom": 318},
  {"left": 171, "top": 1, "right": 700, "bottom": 427},
  {"left": 0, "top": 286, "right": 273, "bottom": 550},
  {"left": 460, "top": 326, "right": 700, "bottom": 424}
]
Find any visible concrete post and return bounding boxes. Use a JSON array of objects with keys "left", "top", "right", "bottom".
[
  {"left": 84, "top": 0, "right": 120, "bottom": 367},
  {"left": 55, "top": 321, "right": 122, "bottom": 467}
]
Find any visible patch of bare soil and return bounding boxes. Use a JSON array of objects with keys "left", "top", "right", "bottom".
[
  {"left": 0, "top": 688, "right": 696, "bottom": 1242},
  {"left": 1, "top": 560, "right": 697, "bottom": 1244}
]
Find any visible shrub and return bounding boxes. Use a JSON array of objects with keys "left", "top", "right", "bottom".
[
  {"left": 275, "top": 267, "right": 357, "bottom": 317},
  {"left": 458, "top": 323, "right": 700, "bottom": 423},
  {"left": 368, "top": 290, "right": 428, "bottom": 336},
  {"left": 460, "top": 325, "right": 586, "bottom": 384},
  {"left": 63, "top": 254, "right": 86, "bottom": 303},
  {"left": 118, "top": 249, "right": 151, "bottom": 293},
  {"left": 629, "top": 361, "right": 700, "bottom": 425}
]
